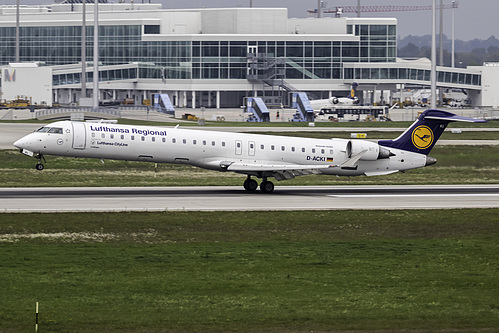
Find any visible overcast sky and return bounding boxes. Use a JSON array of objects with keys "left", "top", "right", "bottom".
[{"left": 2, "top": 0, "right": 497, "bottom": 41}]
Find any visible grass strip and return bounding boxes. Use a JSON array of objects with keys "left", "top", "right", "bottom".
[{"left": 0, "top": 209, "right": 497, "bottom": 332}]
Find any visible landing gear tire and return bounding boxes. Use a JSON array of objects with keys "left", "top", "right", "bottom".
[
  {"left": 243, "top": 178, "right": 258, "bottom": 192},
  {"left": 35, "top": 163, "right": 44, "bottom": 171},
  {"left": 260, "top": 180, "right": 275, "bottom": 194}
]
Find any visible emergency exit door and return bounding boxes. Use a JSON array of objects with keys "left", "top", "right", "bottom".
[{"left": 72, "top": 122, "right": 86, "bottom": 149}]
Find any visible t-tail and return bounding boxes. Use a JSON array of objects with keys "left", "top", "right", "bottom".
[
  {"left": 379, "top": 109, "right": 486, "bottom": 164},
  {"left": 349, "top": 82, "right": 358, "bottom": 100}
]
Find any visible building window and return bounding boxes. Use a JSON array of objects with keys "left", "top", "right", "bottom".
[{"left": 144, "top": 25, "right": 160, "bottom": 34}]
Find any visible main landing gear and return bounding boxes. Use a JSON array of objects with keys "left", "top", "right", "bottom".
[
  {"left": 243, "top": 176, "right": 275, "bottom": 194},
  {"left": 35, "top": 154, "right": 45, "bottom": 171}
]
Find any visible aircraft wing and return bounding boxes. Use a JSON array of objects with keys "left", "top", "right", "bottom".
[{"left": 225, "top": 162, "right": 333, "bottom": 180}]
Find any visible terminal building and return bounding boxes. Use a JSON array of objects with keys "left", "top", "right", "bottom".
[{"left": 0, "top": 1, "right": 498, "bottom": 109}]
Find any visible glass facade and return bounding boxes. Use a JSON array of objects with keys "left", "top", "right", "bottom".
[
  {"left": 345, "top": 67, "right": 481, "bottom": 86},
  {"left": 0, "top": 22, "right": 480, "bottom": 86},
  {"left": 0, "top": 23, "right": 397, "bottom": 81}
]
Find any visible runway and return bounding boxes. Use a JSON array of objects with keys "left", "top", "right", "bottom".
[{"left": 1, "top": 185, "right": 498, "bottom": 212}]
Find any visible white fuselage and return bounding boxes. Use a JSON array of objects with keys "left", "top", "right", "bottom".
[{"left": 14, "top": 121, "right": 427, "bottom": 178}]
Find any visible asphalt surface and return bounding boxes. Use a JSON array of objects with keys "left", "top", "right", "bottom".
[{"left": 1, "top": 185, "right": 498, "bottom": 212}]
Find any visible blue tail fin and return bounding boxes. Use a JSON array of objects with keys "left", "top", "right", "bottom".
[{"left": 379, "top": 109, "right": 486, "bottom": 155}]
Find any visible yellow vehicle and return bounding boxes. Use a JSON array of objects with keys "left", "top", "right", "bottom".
[
  {"left": 182, "top": 113, "right": 199, "bottom": 121},
  {"left": 6, "top": 95, "right": 31, "bottom": 108},
  {"left": 122, "top": 98, "right": 134, "bottom": 105}
]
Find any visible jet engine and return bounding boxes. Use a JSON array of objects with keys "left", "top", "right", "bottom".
[{"left": 346, "top": 140, "right": 393, "bottom": 160}]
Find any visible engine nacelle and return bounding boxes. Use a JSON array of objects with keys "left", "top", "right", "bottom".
[{"left": 346, "top": 140, "right": 392, "bottom": 161}]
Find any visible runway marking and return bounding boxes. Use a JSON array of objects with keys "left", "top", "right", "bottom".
[{"left": 329, "top": 193, "right": 499, "bottom": 198}]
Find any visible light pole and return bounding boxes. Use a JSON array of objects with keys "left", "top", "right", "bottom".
[
  {"left": 15, "top": 0, "right": 19, "bottom": 62},
  {"left": 81, "top": 0, "right": 86, "bottom": 98},
  {"left": 451, "top": 0, "right": 456, "bottom": 67},
  {"left": 430, "top": 0, "right": 437, "bottom": 109},
  {"left": 93, "top": 0, "right": 99, "bottom": 112}
]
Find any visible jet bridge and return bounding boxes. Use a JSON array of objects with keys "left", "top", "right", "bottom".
[
  {"left": 153, "top": 93, "right": 175, "bottom": 115},
  {"left": 244, "top": 97, "right": 270, "bottom": 122},
  {"left": 291, "top": 92, "right": 315, "bottom": 122}
]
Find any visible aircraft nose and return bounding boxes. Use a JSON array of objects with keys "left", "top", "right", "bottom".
[{"left": 13, "top": 136, "right": 29, "bottom": 150}]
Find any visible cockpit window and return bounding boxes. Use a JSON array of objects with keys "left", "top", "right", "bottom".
[
  {"left": 48, "top": 127, "right": 63, "bottom": 134},
  {"left": 36, "top": 127, "right": 50, "bottom": 133}
]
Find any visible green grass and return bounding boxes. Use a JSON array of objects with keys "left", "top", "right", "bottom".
[
  {"left": 1, "top": 145, "right": 498, "bottom": 187},
  {"left": 0, "top": 209, "right": 497, "bottom": 332}
]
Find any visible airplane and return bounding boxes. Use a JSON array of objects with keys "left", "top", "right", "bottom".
[
  {"left": 13, "top": 109, "right": 485, "bottom": 194},
  {"left": 309, "top": 82, "right": 360, "bottom": 112}
]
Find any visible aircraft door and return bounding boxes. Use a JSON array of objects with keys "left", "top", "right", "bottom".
[
  {"left": 248, "top": 141, "right": 255, "bottom": 156},
  {"left": 72, "top": 122, "right": 86, "bottom": 149},
  {"left": 235, "top": 140, "right": 242, "bottom": 155}
]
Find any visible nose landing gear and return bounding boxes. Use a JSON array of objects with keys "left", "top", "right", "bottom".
[{"left": 35, "top": 154, "right": 45, "bottom": 171}]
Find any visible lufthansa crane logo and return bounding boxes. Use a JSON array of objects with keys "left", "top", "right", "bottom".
[{"left": 412, "top": 125, "right": 434, "bottom": 149}]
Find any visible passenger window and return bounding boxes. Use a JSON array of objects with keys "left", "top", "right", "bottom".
[
  {"left": 281, "top": 146, "right": 285, "bottom": 151},
  {"left": 222, "top": 142, "right": 226, "bottom": 147},
  {"left": 121, "top": 135, "right": 125, "bottom": 140},
  {"left": 291, "top": 147, "right": 295, "bottom": 152},
  {"left": 260, "top": 144, "right": 265, "bottom": 150},
  {"left": 110, "top": 134, "right": 114, "bottom": 139},
  {"left": 152, "top": 137, "right": 155, "bottom": 142},
  {"left": 312, "top": 148, "right": 316, "bottom": 153},
  {"left": 321, "top": 149, "right": 325, "bottom": 154},
  {"left": 301, "top": 147, "right": 305, "bottom": 153},
  {"left": 141, "top": 136, "right": 145, "bottom": 141},
  {"left": 193, "top": 140, "right": 197, "bottom": 145},
  {"left": 236, "top": 142, "right": 241, "bottom": 148},
  {"left": 330, "top": 149, "right": 333, "bottom": 154},
  {"left": 212, "top": 141, "right": 215, "bottom": 146},
  {"left": 203, "top": 140, "right": 207, "bottom": 145},
  {"left": 131, "top": 135, "right": 135, "bottom": 140},
  {"left": 172, "top": 138, "right": 176, "bottom": 143},
  {"left": 183, "top": 139, "right": 187, "bottom": 144},
  {"left": 101, "top": 133, "right": 105, "bottom": 138},
  {"left": 92, "top": 133, "right": 96, "bottom": 138},
  {"left": 162, "top": 137, "right": 166, "bottom": 143},
  {"left": 271, "top": 145, "right": 275, "bottom": 150}
]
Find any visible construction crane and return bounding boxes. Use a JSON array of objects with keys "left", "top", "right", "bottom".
[{"left": 308, "top": 3, "right": 459, "bottom": 18}]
